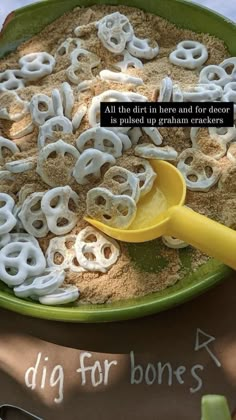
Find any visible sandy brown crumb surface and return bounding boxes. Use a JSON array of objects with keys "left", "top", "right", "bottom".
[{"left": 0, "top": 5, "right": 232, "bottom": 304}]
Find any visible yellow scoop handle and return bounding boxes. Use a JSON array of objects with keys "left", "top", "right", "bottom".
[
  {"left": 167, "top": 206, "right": 236, "bottom": 270},
  {"left": 86, "top": 160, "right": 236, "bottom": 270}
]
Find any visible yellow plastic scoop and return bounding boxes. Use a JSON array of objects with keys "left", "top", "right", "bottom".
[{"left": 85, "top": 160, "right": 236, "bottom": 270}]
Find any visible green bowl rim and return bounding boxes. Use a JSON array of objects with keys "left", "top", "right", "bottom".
[{"left": 3, "top": 0, "right": 236, "bottom": 27}]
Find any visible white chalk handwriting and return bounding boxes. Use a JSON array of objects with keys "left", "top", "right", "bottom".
[{"left": 24, "top": 328, "right": 221, "bottom": 404}]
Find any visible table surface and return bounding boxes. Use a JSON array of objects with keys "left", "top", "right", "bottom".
[
  {"left": 0, "top": 1, "right": 236, "bottom": 419},
  {"left": 0, "top": 273, "right": 236, "bottom": 419}
]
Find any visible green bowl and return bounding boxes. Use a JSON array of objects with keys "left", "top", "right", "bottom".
[{"left": 0, "top": 0, "right": 234, "bottom": 322}]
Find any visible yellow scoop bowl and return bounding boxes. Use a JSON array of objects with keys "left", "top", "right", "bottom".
[{"left": 85, "top": 160, "right": 236, "bottom": 270}]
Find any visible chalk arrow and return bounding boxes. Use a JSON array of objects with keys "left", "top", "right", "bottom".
[{"left": 195, "top": 328, "right": 221, "bottom": 368}]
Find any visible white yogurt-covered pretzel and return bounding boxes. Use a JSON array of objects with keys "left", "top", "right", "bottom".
[
  {"left": 18, "top": 192, "right": 49, "bottom": 238},
  {"left": 0, "top": 170, "right": 14, "bottom": 181},
  {"left": 76, "top": 127, "right": 123, "bottom": 158},
  {"left": 128, "top": 127, "right": 142, "bottom": 145},
  {"left": 87, "top": 187, "right": 136, "bottom": 228},
  {"left": 177, "top": 148, "right": 221, "bottom": 191},
  {"left": 158, "top": 76, "right": 173, "bottom": 102},
  {"left": 13, "top": 269, "right": 65, "bottom": 298},
  {"left": 199, "top": 65, "right": 231, "bottom": 87},
  {"left": 127, "top": 35, "right": 159, "bottom": 59},
  {"left": 99, "top": 70, "right": 143, "bottom": 86},
  {"left": 72, "top": 105, "right": 87, "bottom": 132},
  {"left": 190, "top": 127, "right": 227, "bottom": 160},
  {"left": 88, "top": 89, "right": 147, "bottom": 127},
  {"left": 5, "top": 157, "right": 35, "bottom": 173},
  {"left": 10, "top": 204, "right": 24, "bottom": 230},
  {"left": 19, "top": 52, "right": 55, "bottom": 81},
  {"left": 0, "top": 70, "right": 25, "bottom": 93},
  {"left": 41, "top": 186, "right": 79, "bottom": 235},
  {"left": 0, "top": 193, "right": 17, "bottom": 235},
  {"left": 224, "top": 81, "right": 236, "bottom": 94},
  {"left": 219, "top": 57, "right": 236, "bottom": 82},
  {"left": 169, "top": 40, "right": 208, "bottom": 70},
  {"left": 191, "top": 126, "right": 236, "bottom": 147},
  {"left": 135, "top": 144, "right": 178, "bottom": 160},
  {"left": 78, "top": 70, "right": 93, "bottom": 91},
  {"left": 114, "top": 131, "right": 132, "bottom": 151},
  {"left": 39, "top": 286, "right": 79, "bottom": 305},
  {"left": 88, "top": 89, "right": 131, "bottom": 127},
  {"left": 223, "top": 82, "right": 236, "bottom": 114},
  {"left": 36, "top": 140, "right": 79, "bottom": 187},
  {"left": 209, "top": 126, "right": 236, "bottom": 143},
  {"left": 9, "top": 117, "right": 34, "bottom": 140},
  {"left": 30, "top": 93, "right": 54, "bottom": 126},
  {"left": 97, "top": 12, "right": 133, "bottom": 54},
  {"left": 0, "top": 136, "right": 20, "bottom": 164},
  {"left": 55, "top": 37, "right": 81, "bottom": 58},
  {"left": 114, "top": 49, "right": 143, "bottom": 71},
  {"left": 126, "top": 91, "right": 147, "bottom": 102},
  {"left": 66, "top": 48, "right": 100, "bottom": 84},
  {"left": 12, "top": 205, "right": 25, "bottom": 233},
  {"left": 0, "top": 241, "right": 46, "bottom": 286},
  {"left": 130, "top": 159, "right": 156, "bottom": 197},
  {"left": 102, "top": 166, "right": 140, "bottom": 202},
  {"left": 52, "top": 88, "right": 63, "bottom": 116},
  {"left": 172, "top": 84, "right": 183, "bottom": 102},
  {"left": 77, "top": 78, "right": 98, "bottom": 92},
  {"left": 183, "top": 83, "right": 222, "bottom": 102},
  {"left": 0, "top": 92, "right": 29, "bottom": 121},
  {"left": 190, "top": 127, "right": 202, "bottom": 147},
  {"left": 0, "top": 233, "right": 11, "bottom": 248},
  {"left": 10, "top": 232, "right": 40, "bottom": 248},
  {"left": 73, "top": 148, "right": 115, "bottom": 185},
  {"left": 38, "top": 116, "right": 73, "bottom": 148},
  {"left": 108, "top": 126, "right": 130, "bottom": 134},
  {"left": 143, "top": 127, "right": 162, "bottom": 146},
  {"left": 227, "top": 142, "right": 236, "bottom": 163},
  {"left": 18, "top": 184, "right": 36, "bottom": 205},
  {"left": 162, "top": 235, "right": 188, "bottom": 249},
  {"left": 60, "top": 82, "right": 74, "bottom": 119},
  {"left": 46, "top": 235, "right": 86, "bottom": 272},
  {"left": 71, "top": 48, "right": 100, "bottom": 69},
  {"left": 75, "top": 226, "right": 120, "bottom": 273}
]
